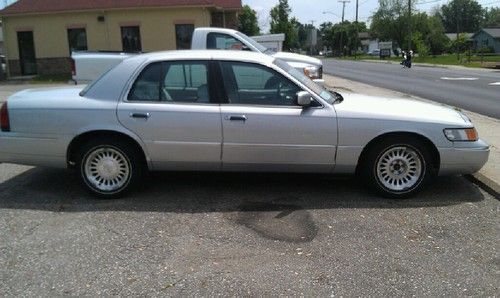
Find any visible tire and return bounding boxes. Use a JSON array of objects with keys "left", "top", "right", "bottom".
[
  {"left": 77, "top": 137, "right": 145, "bottom": 199},
  {"left": 360, "top": 136, "right": 434, "bottom": 199}
]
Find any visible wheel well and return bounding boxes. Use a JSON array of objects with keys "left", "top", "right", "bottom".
[
  {"left": 356, "top": 132, "right": 440, "bottom": 174},
  {"left": 67, "top": 130, "right": 147, "bottom": 168}
]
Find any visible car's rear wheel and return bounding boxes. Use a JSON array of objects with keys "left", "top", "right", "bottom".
[
  {"left": 78, "top": 138, "right": 144, "bottom": 198},
  {"left": 361, "top": 136, "right": 433, "bottom": 199}
]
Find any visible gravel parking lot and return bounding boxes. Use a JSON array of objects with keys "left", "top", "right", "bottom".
[{"left": 0, "top": 163, "right": 498, "bottom": 296}]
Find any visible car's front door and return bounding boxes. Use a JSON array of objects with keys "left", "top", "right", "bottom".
[
  {"left": 117, "top": 60, "right": 223, "bottom": 170},
  {"left": 218, "top": 61, "right": 337, "bottom": 172}
]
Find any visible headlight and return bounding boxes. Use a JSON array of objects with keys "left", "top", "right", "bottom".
[
  {"left": 444, "top": 128, "right": 478, "bottom": 141},
  {"left": 303, "top": 66, "right": 320, "bottom": 79}
]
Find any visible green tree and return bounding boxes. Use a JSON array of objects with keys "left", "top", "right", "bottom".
[
  {"left": 238, "top": 5, "right": 260, "bottom": 36},
  {"left": 321, "top": 21, "right": 367, "bottom": 55},
  {"left": 426, "top": 15, "right": 448, "bottom": 55},
  {"left": 270, "top": 0, "right": 295, "bottom": 50},
  {"left": 370, "top": 0, "right": 413, "bottom": 50},
  {"left": 438, "top": 0, "right": 483, "bottom": 33},
  {"left": 482, "top": 7, "right": 500, "bottom": 27}
]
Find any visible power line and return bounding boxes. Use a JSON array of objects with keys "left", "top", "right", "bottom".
[{"left": 415, "top": 0, "right": 443, "bottom": 5}]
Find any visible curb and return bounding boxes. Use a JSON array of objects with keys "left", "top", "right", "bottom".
[
  {"left": 465, "top": 173, "right": 500, "bottom": 200},
  {"left": 356, "top": 59, "right": 499, "bottom": 71}
]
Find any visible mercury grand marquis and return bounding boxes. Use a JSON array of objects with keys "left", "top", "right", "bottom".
[{"left": 0, "top": 50, "right": 489, "bottom": 199}]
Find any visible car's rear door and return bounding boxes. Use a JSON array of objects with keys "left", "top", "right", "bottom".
[
  {"left": 117, "top": 60, "right": 223, "bottom": 171},
  {"left": 218, "top": 61, "right": 337, "bottom": 172}
]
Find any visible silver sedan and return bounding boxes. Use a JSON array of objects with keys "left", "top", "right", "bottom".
[{"left": 0, "top": 51, "right": 489, "bottom": 199}]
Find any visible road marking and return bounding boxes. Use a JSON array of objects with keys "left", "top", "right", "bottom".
[
  {"left": 440, "top": 77, "right": 479, "bottom": 81},
  {"left": 489, "top": 82, "right": 500, "bottom": 86}
]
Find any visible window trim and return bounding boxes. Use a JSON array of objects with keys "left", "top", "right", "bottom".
[
  {"left": 125, "top": 60, "right": 217, "bottom": 105},
  {"left": 216, "top": 60, "right": 322, "bottom": 108}
]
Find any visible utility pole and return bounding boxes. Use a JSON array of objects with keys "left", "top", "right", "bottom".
[
  {"left": 309, "top": 20, "right": 316, "bottom": 56},
  {"left": 339, "top": 0, "right": 350, "bottom": 23},
  {"left": 354, "top": 0, "right": 359, "bottom": 59},
  {"left": 338, "top": 0, "right": 350, "bottom": 57},
  {"left": 408, "top": 0, "right": 412, "bottom": 51},
  {"left": 456, "top": 7, "right": 460, "bottom": 61}
]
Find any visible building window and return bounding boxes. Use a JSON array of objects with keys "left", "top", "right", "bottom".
[
  {"left": 175, "top": 24, "right": 194, "bottom": 50},
  {"left": 121, "top": 26, "right": 142, "bottom": 52},
  {"left": 67, "top": 28, "right": 88, "bottom": 54}
]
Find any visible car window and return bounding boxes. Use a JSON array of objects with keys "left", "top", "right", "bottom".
[
  {"left": 128, "top": 61, "right": 210, "bottom": 103},
  {"left": 128, "top": 63, "right": 162, "bottom": 101},
  {"left": 163, "top": 62, "right": 210, "bottom": 103},
  {"left": 207, "top": 33, "right": 245, "bottom": 50},
  {"left": 220, "top": 61, "right": 301, "bottom": 106}
]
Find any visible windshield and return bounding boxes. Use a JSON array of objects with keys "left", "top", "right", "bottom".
[
  {"left": 235, "top": 32, "right": 268, "bottom": 53},
  {"left": 273, "top": 59, "right": 336, "bottom": 104}
]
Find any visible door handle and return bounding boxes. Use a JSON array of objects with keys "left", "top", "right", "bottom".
[
  {"left": 130, "top": 112, "right": 151, "bottom": 119},
  {"left": 226, "top": 115, "right": 247, "bottom": 121}
]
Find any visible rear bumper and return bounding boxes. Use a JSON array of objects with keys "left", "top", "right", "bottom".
[
  {"left": 438, "top": 139, "right": 490, "bottom": 175},
  {"left": 0, "top": 132, "right": 67, "bottom": 168}
]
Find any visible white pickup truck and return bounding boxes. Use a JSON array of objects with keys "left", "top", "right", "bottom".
[{"left": 71, "top": 27, "right": 323, "bottom": 84}]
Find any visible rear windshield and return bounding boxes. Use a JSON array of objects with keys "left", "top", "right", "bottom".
[{"left": 79, "top": 67, "right": 114, "bottom": 97}]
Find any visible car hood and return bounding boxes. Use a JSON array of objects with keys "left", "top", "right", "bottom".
[
  {"left": 272, "top": 52, "right": 322, "bottom": 67},
  {"left": 334, "top": 93, "right": 470, "bottom": 126}
]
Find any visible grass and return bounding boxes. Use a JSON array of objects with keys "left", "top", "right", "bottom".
[
  {"left": 333, "top": 54, "right": 500, "bottom": 68},
  {"left": 31, "top": 73, "right": 72, "bottom": 84}
]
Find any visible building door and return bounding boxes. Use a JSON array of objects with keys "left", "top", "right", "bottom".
[{"left": 17, "top": 31, "right": 37, "bottom": 75}]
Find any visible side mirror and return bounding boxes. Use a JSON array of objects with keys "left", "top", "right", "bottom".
[{"left": 296, "top": 91, "right": 313, "bottom": 107}]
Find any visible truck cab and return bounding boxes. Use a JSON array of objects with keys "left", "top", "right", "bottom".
[{"left": 191, "top": 27, "right": 323, "bottom": 80}]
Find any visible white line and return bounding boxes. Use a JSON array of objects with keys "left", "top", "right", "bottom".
[
  {"left": 489, "top": 82, "right": 500, "bottom": 85},
  {"left": 440, "top": 77, "right": 479, "bottom": 81}
]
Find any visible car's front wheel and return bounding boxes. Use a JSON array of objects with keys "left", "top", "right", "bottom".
[
  {"left": 361, "top": 136, "right": 434, "bottom": 198},
  {"left": 78, "top": 138, "right": 144, "bottom": 198}
]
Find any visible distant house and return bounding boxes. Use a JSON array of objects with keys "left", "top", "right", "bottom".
[
  {"left": 444, "top": 33, "right": 474, "bottom": 42},
  {"left": 472, "top": 28, "right": 500, "bottom": 53},
  {"left": 358, "top": 32, "right": 379, "bottom": 54},
  {"left": 0, "top": 0, "right": 241, "bottom": 77}
]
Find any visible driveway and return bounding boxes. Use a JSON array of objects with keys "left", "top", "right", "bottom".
[{"left": 0, "top": 163, "right": 498, "bottom": 296}]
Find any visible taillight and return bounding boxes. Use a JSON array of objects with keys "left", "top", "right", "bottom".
[
  {"left": 70, "top": 58, "right": 76, "bottom": 76},
  {"left": 1, "top": 101, "right": 10, "bottom": 132}
]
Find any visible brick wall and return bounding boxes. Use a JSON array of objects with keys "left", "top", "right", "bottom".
[{"left": 7, "top": 57, "right": 71, "bottom": 77}]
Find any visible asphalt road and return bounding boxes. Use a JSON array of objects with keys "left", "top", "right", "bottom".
[
  {"left": 322, "top": 59, "right": 500, "bottom": 119},
  {"left": 0, "top": 163, "right": 498, "bottom": 296}
]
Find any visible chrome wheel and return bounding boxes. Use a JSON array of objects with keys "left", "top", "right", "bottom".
[
  {"left": 84, "top": 147, "right": 131, "bottom": 193},
  {"left": 376, "top": 146, "right": 423, "bottom": 192}
]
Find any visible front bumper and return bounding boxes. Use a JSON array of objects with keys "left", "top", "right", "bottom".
[{"left": 438, "top": 139, "right": 490, "bottom": 175}]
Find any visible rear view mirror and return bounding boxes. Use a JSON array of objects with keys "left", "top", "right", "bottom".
[{"left": 296, "top": 91, "right": 313, "bottom": 107}]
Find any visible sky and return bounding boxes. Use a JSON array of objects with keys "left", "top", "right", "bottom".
[{"left": 243, "top": 0, "right": 500, "bottom": 32}]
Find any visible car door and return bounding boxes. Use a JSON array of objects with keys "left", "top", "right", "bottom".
[
  {"left": 218, "top": 61, "right": 337, "bottom": 172},
  {"left": 117, "top": 60, "right": 223, "bottom": 171}
]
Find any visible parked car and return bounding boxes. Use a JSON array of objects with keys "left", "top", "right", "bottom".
[
  {"left": 369, "top": 49, "right": 380, "bottom": 56},
  {"left": 0, "top": 50, "right": 489, "bottom": 199},
  {"left": 72, "top": 27, "right": 323, "bottom": 84}
]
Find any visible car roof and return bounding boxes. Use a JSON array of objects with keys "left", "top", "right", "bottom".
[{"left": 126, "top": 50, "right": 276, "bottom": 65}]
